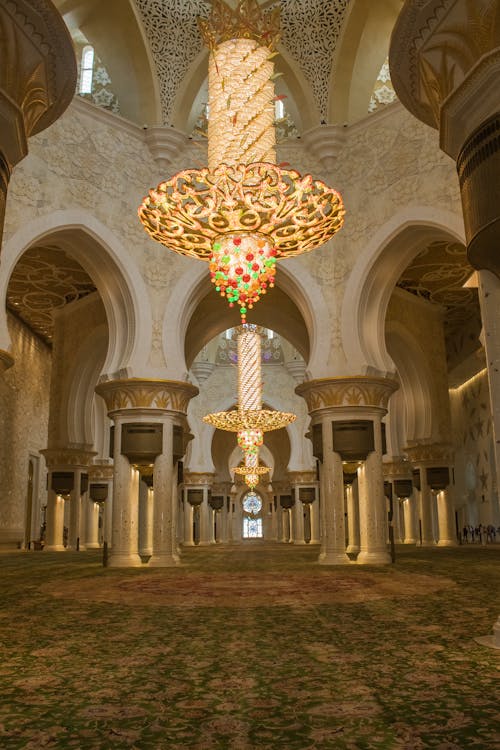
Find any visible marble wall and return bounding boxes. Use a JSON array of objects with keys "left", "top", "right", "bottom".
[{"left": 0, "top": 314, "right": 51, "bottom": 546}]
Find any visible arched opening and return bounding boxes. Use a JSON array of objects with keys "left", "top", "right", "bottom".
[{"left": 0, "top": 217, "right": 149, "bottom": 549}]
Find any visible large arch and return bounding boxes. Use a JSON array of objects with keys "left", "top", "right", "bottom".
[
  {"left": 330, "top": 0, "right": 401, "bottom": 123},
  {"left": 341, "top": 206, "right": 466, "bottom": 376},
  {"left": 0, "top": 210, "right": 153, "bottom": 378},
  {"left": 163, "top": 255, "right": 331, "bottom": 381},
  {"left": 386, "top": 321, "right": 435, "bottom": 446},
  {"left": 54, "top": 0, "right": 162, "bottom": 125},
  {"left": 66, "top": 322, "right": 108, "bottom": 447}
]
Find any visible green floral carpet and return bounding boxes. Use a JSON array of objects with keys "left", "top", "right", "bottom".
[{"left": 0, "top": 543, "right": 499, "bottom": 749}]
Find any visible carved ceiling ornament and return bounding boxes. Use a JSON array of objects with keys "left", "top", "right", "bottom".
[
  {"left": 0, "top": 0, "right": 77, "bottom": 165},
  {"left": 389, "top": 0, "right": 500, "bottom": 133},
  {"left": 134, "top": 0, "right": 211, "bottom": 123},
  {"left": 6, "top": 245, "right": 97, "bottom": 344},
  {"left": 278, "top": 0, "right": 349, "bottom": 120},
  {"left": 396, "top": 239, "right": 478, "bottom": 331},
  {"left": 95, "top": 378, "right": 199, "bottom": 415},
  {"left": 296, "top": 376, "right": 399, "bottom": 414},
  {"left": 133, "top": 0, "right": 349, "bottom": 124}
]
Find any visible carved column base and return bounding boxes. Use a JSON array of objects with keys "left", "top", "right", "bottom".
[
  {"left": 357, "top": 550, "right": 392, "bottom": 565},
  {"left": 319, "top": 552, "right": 352, "bottom": 566},
  {"left": 107, "top": 553, "right": 143, "bottom": 568}
]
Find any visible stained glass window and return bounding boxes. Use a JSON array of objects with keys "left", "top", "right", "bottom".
[
  {"left": 243, "top": 517, "right": 263, "bottom": 538},
  {"left": 243, "top": 492, "right": 262, "bottom": 515}
]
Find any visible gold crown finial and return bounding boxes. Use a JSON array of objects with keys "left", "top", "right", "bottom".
[{"left": 198, "top": 0, "right": 280, "bottom": 50}]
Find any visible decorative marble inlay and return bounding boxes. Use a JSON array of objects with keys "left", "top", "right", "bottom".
[
  {"left": 279, "top": 0, "right": 349, "bottom": 120},
  {"left": 96, "top": 378, "right": 199, "bottom": 414},
  {"left": 183, "top": 471, "right": 216, "bottom": 486},
  {"left": 134, "top": 0, "right": 210, "bottom": 123},
  {"left": 6, "top": 245, "right": 96, "bottom": 344},
  {"left": 382, "top": 459, "right": 413, "bottom": 479},
  {"left": 296, "top": 377, "right": 399, "bottom": 413},
  {"left": 288, "top": 470, "right": 316, "bottom": 485},
  {"left": 404, "top": 442, "right": 454, "bottom": 466},
  {"left": 89, "top": 465, "right": 114, "bottom": 481},
  {"left": 134, "top": 0, "right": 349, "bottom": 123},
  {"left": 41, "top": 447, "right": 97, "bottom": 469}
]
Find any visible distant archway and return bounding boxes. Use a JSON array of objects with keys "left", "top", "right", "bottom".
[
  {"left": 341, "top": 207, "right": 465, "bottom": 375},
  {"left": 0, "top": 210, "right": 152, "bottom": 378}
]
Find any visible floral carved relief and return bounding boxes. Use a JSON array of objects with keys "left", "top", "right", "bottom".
[
  {"left": 96, "top": 379, "right": 199, "bottom": 415},
  {"left": 296, "top": 377, "right": 399, "bottom": 414}
]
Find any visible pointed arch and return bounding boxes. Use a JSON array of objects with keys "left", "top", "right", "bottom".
[
  {"left": 341, "top": 206, "right": 465, "bottom": 376},
  {"left": 0, "top": 209, "right": 153, "bottom": 378}
]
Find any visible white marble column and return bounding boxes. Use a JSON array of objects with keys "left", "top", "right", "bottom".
[
  {"left": 436, "top": 488, "right": 457, "bottom": 546},
  {"left": 403, "top": 495, "right": 417, "bottom": 544},
  {"left": 183, "top": 490, "right": 195, "bottom": 546},
  {"left": 85, "top": 498, "right": 100, "bottom": 549},
  {"left": 198, "top": 488, "right": 211, "bottom": 545},
  {"left": 139, "top": 480, "right": 153, "bottom": 557},
  {"left": 45, "top": 489, "right": 65, "bottom": 551},
  {"left": 104, "top": 482, "right": 113, "bottom": 547},
  {"left": 391, "top": 492, "right": 404, "bottom": 544},
  {"left": 310, "top": 493, "right": 321, "bottom": 544},
  {"left": 149, "top": 417, "right": 179, "bottom": 566},
  {"left": 319, "top": 417, "right": 350, "bottom": 565},
  {"left": 67, "top": 469, "right": 86, "bottom": 551},
  {"left": 416, "top": 468, "right": 435, "bottom": 546},
  {"left": 357, "top": 415, "right": 391, "bottom": 565},
  {"left": 292, "top": 485, "right": 305, "bottom": 544},
  {"left": 109, "top": 415, "right": 142, "bottom": 567},
  {"left": 346, "top": 480, "right": 360, "bottom": 554}
]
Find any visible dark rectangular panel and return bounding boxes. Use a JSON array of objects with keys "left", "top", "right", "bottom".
[
  {"left": 332, "top": 421, "right": 374, "bottom": 460},
  {"left": 121, "top": 423, "right": 163, "bottom": 464}
]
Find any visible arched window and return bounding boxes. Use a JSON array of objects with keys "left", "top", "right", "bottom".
[
  {"left": 79, "top": 45, "right": 95, "bottom": 94},
  {"left": 275, "top": 98, "right": 285, "bottom": 120}
]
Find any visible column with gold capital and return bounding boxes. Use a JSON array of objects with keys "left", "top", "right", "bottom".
[
  {"left": 297, "top": 377, "right": 398, "bottom": 565},
  {"left": 405, "top": 444, "right": 456, "bottom": 547},
  {"left": 95, "top": 379, "right": 198, "bottom": 568},
  {"left": 41, "top": 448, "right": 96, "bottom": 552}
]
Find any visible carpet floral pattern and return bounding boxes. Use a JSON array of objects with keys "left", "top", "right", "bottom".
[{"left": 0, "top": 544, "right": 499, "bottom": 749}]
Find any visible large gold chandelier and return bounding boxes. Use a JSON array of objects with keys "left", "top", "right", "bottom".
[
  {"left": 139, "top": 0, "right": 345, "bottom": 325},
  {"left": 138, "top": 0, "right": 345, "bottom": 490}
]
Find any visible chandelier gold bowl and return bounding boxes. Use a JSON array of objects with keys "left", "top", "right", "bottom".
[
  {"left": 138, "top": 162, "right": 344, "bottom": 259},
  {"left": 203, "top": 408, "right": 295, "bottom": 432},
  {"left": 233, "top": 464, "right": 269, "bottom": 476}
]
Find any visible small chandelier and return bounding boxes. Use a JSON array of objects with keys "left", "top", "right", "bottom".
[{"left": 138, "top": 0, "right": 345, "bottom": 324}]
